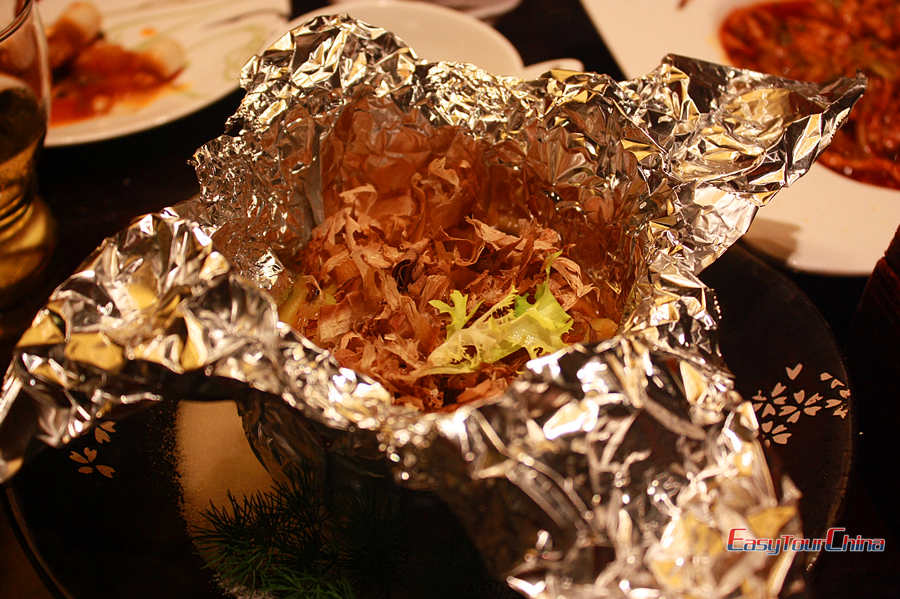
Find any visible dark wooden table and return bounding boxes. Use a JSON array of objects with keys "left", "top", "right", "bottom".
[{"left": 1, "top": 1, "right": 897, "bottom": 597}]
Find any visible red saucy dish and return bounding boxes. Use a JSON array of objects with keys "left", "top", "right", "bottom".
[
  {"left": 45, "top": 1, "right": 185, "bottom": 126},
  {"left": 50, "top": 39, "right": 183, "bottom": 125},
  {"left": 720, "top": 0, "right": 900, "bottom": 190}
]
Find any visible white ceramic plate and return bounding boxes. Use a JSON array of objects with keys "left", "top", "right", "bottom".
[
  {"left": 331, "top": 0, "right": 524, "bottom": 23},
  {"left": 581, "top": 0, "right": 900, "bottom": 276},
  {"left": 289, "top": 3, "right": 582, "bottom": 91},
  {"left": 41, "top": 0, "right": 290, "bottom": 147},
  {"left": 290, "top": 0, "right": 525, "bottom": 76}
]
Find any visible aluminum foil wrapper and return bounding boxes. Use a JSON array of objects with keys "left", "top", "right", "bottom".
[{"left": 0, "top": 15, "right": 863, "bottom": 599}]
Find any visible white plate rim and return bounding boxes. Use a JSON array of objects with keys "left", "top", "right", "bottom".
[{"left": 285, "top": 0, "right": 524, "bottom": 76}]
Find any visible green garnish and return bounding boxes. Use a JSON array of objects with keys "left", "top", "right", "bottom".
[
  {"left": 423, "top": 277, "right": 573, "bottom": 376},
  {"left": 427, "top": 290, "right": 481, "bottom": 337},
  {"left": 192, "top": 464, "right": 522, "bottom": 599}
]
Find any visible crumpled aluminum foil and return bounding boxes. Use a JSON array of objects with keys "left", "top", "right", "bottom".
[{"left": 0, "top": 15, "right": 863, "bottom": 599}]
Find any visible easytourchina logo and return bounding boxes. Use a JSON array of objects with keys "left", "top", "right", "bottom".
[{"left": 727, "top": 527, "right": 886, "bottom": 555}]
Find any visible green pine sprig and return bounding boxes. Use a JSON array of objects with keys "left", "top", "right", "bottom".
[
  {"left": 191, "top": 462, "right": 523, "bottom": 599},
  {"left": 192, "top": 466, "right": 353, "bottom": 598}
]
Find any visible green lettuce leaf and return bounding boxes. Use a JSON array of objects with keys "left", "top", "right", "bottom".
[
  {"left": 420, "top": 280, "right": 573, "bottom": 376},
  {"left": 428, "top": 290, "right": 481, "bottom": 337}
]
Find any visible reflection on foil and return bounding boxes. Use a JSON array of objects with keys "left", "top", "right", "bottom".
[{"left": 0, "top": 15, "right": 863, "bottom": 599}]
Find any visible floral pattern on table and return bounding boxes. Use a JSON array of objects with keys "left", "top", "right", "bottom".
[
  {"left": 67, "top": 421, "right": 117, "bottom": 478},
  {"left": 751, "top": 362, "right": 851, "bottom": 447}
]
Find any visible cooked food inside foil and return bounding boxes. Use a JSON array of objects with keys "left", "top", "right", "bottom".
[
  {"left": 278, "top": 96, "right": 617, "bottom": 411},
  {"left": 721, "top": 0, "right": 900, "bottom": 189}
]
